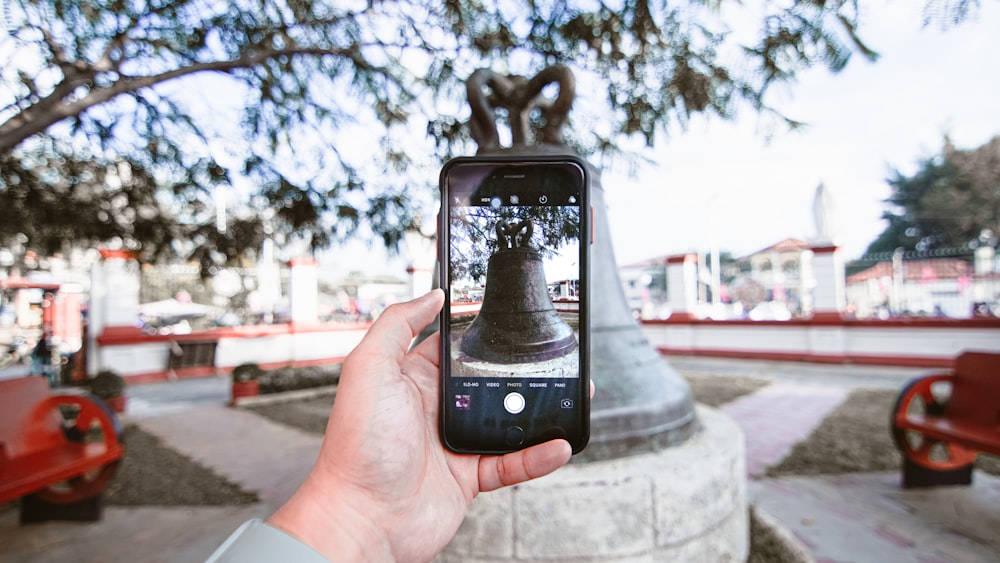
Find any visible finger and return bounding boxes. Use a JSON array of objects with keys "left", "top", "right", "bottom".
[
  {"left": 590, "top": 380, "right": 595, "bottom": 399},
  {"left": 478, "top": 439, "right": 572, "bottom": 493},
  {"left": 353, "top": 289, "right": 444, "bottom": 361}
]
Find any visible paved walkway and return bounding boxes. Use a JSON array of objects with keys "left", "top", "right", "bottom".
[
  {"left": 2, "top": 356, "right": 998, "bottom": 562},
  {"left": 722, "top": 383, "right": 851, "bottom": 477},
  {"left": 751, "top": 473, "right": 1000, "bottom": 563}
]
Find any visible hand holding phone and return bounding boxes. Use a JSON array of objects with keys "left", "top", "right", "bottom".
[
  {"left": 438, "top": 156, "right": 590, "bottom": 454},
  {"left": 260, "top": 289, "right": 574, "bottom": 563}
]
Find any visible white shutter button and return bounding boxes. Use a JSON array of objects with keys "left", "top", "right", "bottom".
[{"left": 503, "top": 392, "right": 525, "bottom": 414}]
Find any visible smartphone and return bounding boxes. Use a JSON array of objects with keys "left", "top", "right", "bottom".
[{"left": 438, "top": 156, "right": 590, "bottom": 455}]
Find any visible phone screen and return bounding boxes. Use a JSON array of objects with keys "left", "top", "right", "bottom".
[{"left": 439, "top": 157, "right": 590, "bottom": 454}]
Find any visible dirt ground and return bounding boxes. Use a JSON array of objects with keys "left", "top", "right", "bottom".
[
  {"left": 104, "top": 425, "right": 258, "bottom": 506},
  {"left": 767, "top": 386, "right": 1000, "bottom": 477},
  {"left": 680, "top": 371, "right": 772, "bottom": 407}
]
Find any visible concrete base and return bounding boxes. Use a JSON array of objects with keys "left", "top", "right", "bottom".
[{"left": 438, "top": 406, "right": 748, "bottom": 562}]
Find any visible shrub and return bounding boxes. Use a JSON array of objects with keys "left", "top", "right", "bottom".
[
  {"left": 258, "top": 364, "right": 341, "bottom": 394},
  {"left": 231, "top": 363, "right": 264, "bottom": 383},
  {"left": 89, "top": 370, "right": 126, "bottom": 399}
]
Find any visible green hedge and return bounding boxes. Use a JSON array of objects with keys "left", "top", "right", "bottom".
[{"left": 260, "top": 365, "right": 341, "bottom": 394}]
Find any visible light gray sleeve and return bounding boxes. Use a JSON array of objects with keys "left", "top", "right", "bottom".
[{"left": 206, "top": 519, "right": 329, "bottom": 562}]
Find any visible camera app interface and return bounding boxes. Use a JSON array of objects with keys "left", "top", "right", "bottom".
[{"left": 444, "top": 162, "right": 584, "bottom": 447}]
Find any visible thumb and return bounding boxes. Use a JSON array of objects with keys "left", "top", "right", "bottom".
[{"left": 352, "top": 289, "right": 444, "bottom": 362}]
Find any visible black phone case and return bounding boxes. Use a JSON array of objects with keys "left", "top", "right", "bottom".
[{"left": 438, "top": 155, "right": 591, "bottom": 455}]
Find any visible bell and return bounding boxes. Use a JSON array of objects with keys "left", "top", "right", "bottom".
[{"left": 460, "top": 220, "right": 577, "bottom": 364}]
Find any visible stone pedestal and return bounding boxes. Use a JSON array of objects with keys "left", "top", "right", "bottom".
[
  {"left": 665, "top": 253, "right": 699, "bottom": 321},
  {"left": 439, "top": 406, "right": 748, "bottom": 562},
  {"left": 92, "top": 250, "right": 141, "bottom": 329},
  {"left": 404, "top": 226, "right": 437, "bottom": 300},
  {"left": 810, "top": 245, "right": 845, "bottom": 320},
  {"left": 88, "top": 249, "right": 142, "bottom": 375},
  {"left": 288, "top": 257, "right": 318, "bottom": 324}
]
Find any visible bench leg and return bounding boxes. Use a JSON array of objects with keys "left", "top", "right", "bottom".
[
  {"left": 902, "top": 458, "right": 973, "bottom": 489},
  {"left": 19, "top": 493, "right": 104, "bottom": 524}
]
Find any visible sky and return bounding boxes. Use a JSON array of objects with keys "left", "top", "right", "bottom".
[{"left": 602, "top": 1, "right": 1000, "bottom": 267}]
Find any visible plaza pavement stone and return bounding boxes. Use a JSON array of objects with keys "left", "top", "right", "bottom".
[
  {"left": 0, "top": 504, "right": 272, "bottom": 563},
  {"left": 750, "top": 472, "right": 1000, "bottom": 563}
]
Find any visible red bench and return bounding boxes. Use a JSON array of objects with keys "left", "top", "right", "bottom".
[
  {"left": 0, "top": 376, "right": 125, "bottom": 522},
  {"left": 891, "top": 351, "right": 1000, "bottom": 488}
]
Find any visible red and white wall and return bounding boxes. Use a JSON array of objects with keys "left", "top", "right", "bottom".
[
  {"left": 651, "top": 245, "right": 1000, "bottom": 367},
  {"left": 89, "top": 247, "right": 1000, "bottom": 382},
  {"left": 89, "top": 251, "right": 372, "bottom": 382},
  {"left": 641, "top": 317, "right": 1000, "bottom": 368},
  {"left": 97, "top": 322, "right": 371, "bottom": 383}
]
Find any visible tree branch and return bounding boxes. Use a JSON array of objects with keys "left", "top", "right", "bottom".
[{"left": 0, "top": 45, "right": 400, "bottom": 154}]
